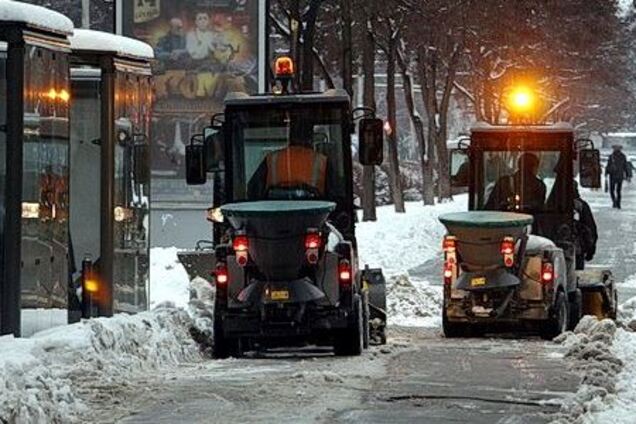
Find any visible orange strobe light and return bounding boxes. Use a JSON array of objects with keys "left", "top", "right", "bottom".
[{"left": 274, "top": 56, "right": 295, "bottom": 77}]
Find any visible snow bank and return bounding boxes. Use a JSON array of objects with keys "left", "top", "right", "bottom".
[
  {"left": 0, "top": 308, "right": 202, "bottom": 423},
  {"left": 357, "top": 198, "right": 465, "bottom": 328},
  {"left": 150, "top": 247, "right": 191, "bottom": 309},
  {"left": 582, "top": 296, "right": 636, "bottom": 423},
  {"left": 552, "top": 316, "right": 622, "bottom": 423},
  {"left": 357, "top": 197, "right": 467, "bottom": 276},
  {"left": 386, "top": 275, "right": 442, "bottom": 327}
]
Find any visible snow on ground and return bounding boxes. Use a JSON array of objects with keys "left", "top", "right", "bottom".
[
  {"left": 0, "top": 307, "right": 202, "bottom": 423},
  {"left": 553, "top": 294, "right": 636, "bottom": 423},
  {"left": 386, "top": 275, "right": 442, "bottom": 328},
  {"left": 358, "top": 197, "right": 466, "bottom": 327},
  {"left": 552, "top": 316, "right": 622, "bottom": 423},
  {"left": 149, "top": 247, "right": 191, "bottom": 309},
  {"left": 581, "top": 297, "right": 636, "bottom": 423},
  {"left": 357, "top": 196, "right": 467, "bottom": 276}
]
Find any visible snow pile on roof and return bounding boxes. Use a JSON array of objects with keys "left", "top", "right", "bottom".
[
  {"left": 552, "top": 316, "right": 623, "bottom": 422},
  {"left": 150, "top": 247, "right": 191, "bottom": 309},
  {"left": 0, "top": 0, "right": 73, "bottom": 35},
  {"left": 357, "top": 196, "right": 467, "bottom": 276},
  {"left": 386, "top": 275, "right": 442, "bottom": 327},
  {"left": 0, "top": 307, "right": 202, "bottom": 423},
  {"left": 70, "top": 29, "right": 154, "bottom": 60}
]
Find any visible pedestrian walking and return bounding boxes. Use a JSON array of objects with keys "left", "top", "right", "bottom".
[{"left": 606, "top": 144, "right": 632, "bottom": 209}]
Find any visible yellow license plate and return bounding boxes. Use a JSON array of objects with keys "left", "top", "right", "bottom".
[
  {"left": 271, "top": 290, "right": 290, "bottom": 301},
  {"left": 471, "top": 277, "right": 486, "bottom": 287}
]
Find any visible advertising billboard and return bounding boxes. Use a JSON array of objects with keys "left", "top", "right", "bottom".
[{"left": 119, "top": 0, "right": 266, "bottom": 200}]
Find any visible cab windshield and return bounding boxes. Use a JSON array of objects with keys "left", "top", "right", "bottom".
[
  {"left": 477, "top": 149, "right": 570, "bottom": 214},
  {"left": 228, "top": 105, "right": 347, "bottom": 203}
]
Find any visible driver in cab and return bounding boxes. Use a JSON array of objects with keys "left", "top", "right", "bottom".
[
  {"left": 485, "top": 153, "right": 547, "bottom": 211},
  {"left": 248, "top": 129, "right": 328, "bottom": 200}
]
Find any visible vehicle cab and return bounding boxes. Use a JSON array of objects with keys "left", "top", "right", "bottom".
[
  {"left": 69, "top": 29, "right": 154, "bottom": 318},
  {"left": 441, "top": 122, "right": 605, "bottom": 338},
  {"left": 182, "top": 57, "right": 386, "bottom": 356}
]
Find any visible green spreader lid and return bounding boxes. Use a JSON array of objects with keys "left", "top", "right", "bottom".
[
  {"left": 221, "top": 200, "right": 336, "bottom": 218},
  {"left": 439, "top": 211, "right": 533, "bottom": 228}
]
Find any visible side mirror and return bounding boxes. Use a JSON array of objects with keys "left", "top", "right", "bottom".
[
  {"left": 359, "top": 118, "right": 383, "bottom": 166},
  {"left": 579, "top": 148, "right": 601, "bottom": 188},
  {"left": 450, "top": 149, "right": 470, "bottom": 188},
  {"left": 203, "top": 126, "right": 225, "bottom": 172},
  {"left": 186, "top": 137, "right": 207, "bottom": 185}
]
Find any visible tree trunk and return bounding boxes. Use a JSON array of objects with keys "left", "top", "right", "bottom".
[
  {"left": 289, "top": 0, "right": 301, "bottom": 91},
  {"left": 341, "top": 0, "right": 353, "bottom": 98},
  {"left": 300, "top": 0, "right": 322, "bottom": 91},
  {"left": 435, "top": 129, "right": 451, "bottom": 200},
  {"left": 396, "top": 50, "right": 434, "bottom": 205},
  {"left": 361, "top": 23, "right": 377, "bottom": 221},
  {"left": 386, "top": 36, "right": 405, "bottom": 212}
]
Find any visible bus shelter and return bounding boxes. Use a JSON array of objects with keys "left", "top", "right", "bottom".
[
  {"left": 69, "top": 29, "right": 153, "bottom": 319},
  {"left": 0, "top": 2, "right": 74, "bottom": 336}
]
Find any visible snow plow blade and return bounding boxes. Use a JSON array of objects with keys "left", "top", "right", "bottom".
[
  {"left": 177, "top": 250, "right": 216, "bottom": 284},
  {"left": 578, "top": 267, "right": 617, "bottom": 320},
  {"left": 362, "top": 267, "right": 387, "bottom": 345}
]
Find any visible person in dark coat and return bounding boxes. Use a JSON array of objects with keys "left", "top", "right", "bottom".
[
  {"left": 606, "top": 144, "right": 631, "bottom": 209},
  {"left": 573, "top": 181, "right": 598, "bottom": 269},
  {"left": 155, "top": 18, "right": 188, "bottom": 65},
  {"left": 485, "top": 153, "right": 546, "bottom": 211}
]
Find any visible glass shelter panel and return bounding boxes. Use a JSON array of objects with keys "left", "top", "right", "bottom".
[
  {"left": 113, "top": 71, "right": 150, "bottom": 313},
  {"left": 0, "top": 51, "right": 6, "bottom": 323},
  {"left": 69, "top": 73, "right": 102, "bottom": 294},
  {"left": 21, "top": 46, "right": 70, "bottom": 322}
]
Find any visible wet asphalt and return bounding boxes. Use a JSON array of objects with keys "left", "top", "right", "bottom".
[{"left": 108, "top": 182, "right": 636, "bottom": 424}]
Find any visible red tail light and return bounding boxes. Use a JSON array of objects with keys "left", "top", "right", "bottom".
[
  {"left": 233, "top": 234, "right": 249, "bottom": 252},
  {"left": 215, "top": 263, "right": 229, "bottom": 285},
  {"left": 236, "top": 253, "right": 248, "bottom": 267},
  {"left": 443, "top": 235, "right": 456, "bottom": 253},
  {"left": 501, "top": 236, "right": 515, "bottom": 267},
  {"left": 305, "top": 231, "right": 322, "bottom": 250},
  {"left": 500, "top": 237, "right": 515, "bottom": 255},
  {"left": 338, "top": 260, "right": 352, "bottom": 284},
  {"left": 541, "top": 262, "right": 554, "bottom": 284},
  {"left": 443, "top": 235, "right": 457, "bottom": 265},
  {"left": 443, "top": 262, "right": 453, "bottom": 285},
  {"left": 305, "top": 230, "right": 321, "bottom": 265}
]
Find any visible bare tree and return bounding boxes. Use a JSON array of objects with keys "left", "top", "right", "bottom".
[
  {"left": 397, "top": 43, "right": 434, "bottom": 205},
  {"left": 361, "top": 19, "right": 378, "bottom": 220},
  {"left": 375, "top": 12, "right": 406, "bottom": 212},
  {"left": 407, "top": 0, "right": 466, "bottom": 201}
]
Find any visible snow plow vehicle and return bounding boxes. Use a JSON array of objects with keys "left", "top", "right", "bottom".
[
  {"left": 180, "top": 57, "right": 387, "bottom": 357},
  {"left": 441, "top": 123, "right": 617, "bottom": 339}
]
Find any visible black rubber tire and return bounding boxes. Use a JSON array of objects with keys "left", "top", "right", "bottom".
[
  {"left": 362, "top": 292, "right": 370, "bottom": 349},
  {"left": 334, "top": 296, "right": 364, "bottom": 356},
  {"left": 568, "top": 289, "right": 583, "bottom": 331},
  {"left": 212, "top": 317, "right": 241, "bottom": 359},
  {"left": 541, "top": 291, "right": 569, "bottom": 340},
  {"left": 442, "top": 309, "right": 472, "bottom": 338}
]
